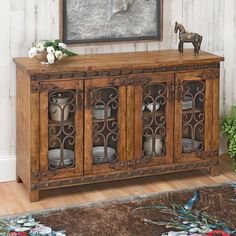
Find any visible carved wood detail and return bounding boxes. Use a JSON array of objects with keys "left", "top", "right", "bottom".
[
  {"left": 197, "top": 150, "right": 219, "bottom": 160},
  {"left": 30, "top": 159, "right": 219, "bottom": 190},
  {"left": 109, "top": 158, "right": 152, "bottom": 170}
]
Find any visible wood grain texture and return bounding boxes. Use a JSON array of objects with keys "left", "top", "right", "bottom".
[
  {"left": 126, "top": 85, "right": 135, "bottom": 161},
  {"left": 13, "top": 50, "right": 223, "bottom": 75},
  {"left": 16, "top": 68, "right": 31, "bottom": 193}
]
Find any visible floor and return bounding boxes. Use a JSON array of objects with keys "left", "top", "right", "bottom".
[{"left": 0, "top": 156, "right": 235, "bottom": 217}]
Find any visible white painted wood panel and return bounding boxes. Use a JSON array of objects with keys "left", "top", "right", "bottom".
[{"left": 0, "top": 0, "right": 235, "bottom": 181}]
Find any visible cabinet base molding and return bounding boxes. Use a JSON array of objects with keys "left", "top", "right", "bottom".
[{"left": 30, "top": 159, "right": 219, "bottom": 191}]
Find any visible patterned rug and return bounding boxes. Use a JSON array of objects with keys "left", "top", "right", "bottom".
[{"left": 1, "top": 182, "right": 236, "bottom": 236}]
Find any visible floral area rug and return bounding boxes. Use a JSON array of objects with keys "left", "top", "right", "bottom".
[{"left": 0, "top": 182, "right": 236, "bottom": 236}]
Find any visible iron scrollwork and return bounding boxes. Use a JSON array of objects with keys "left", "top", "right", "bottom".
[
  {"left": 181, "top": 80, "right": 205, "bottom": 154},
  {"left": 91, "top": 87, "right": 119, "bottom": 165},
  {"left": 142, "top": 83, "right": 167, "bottom": 158},
  {"left": 48, "top": 89, "right": 77, "bottom": 170}
]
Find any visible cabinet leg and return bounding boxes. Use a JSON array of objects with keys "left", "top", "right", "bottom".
[
  {"left": 210, "top": 165, "right": 219, "bottom": 177},
  {"left": 30, "top": 190, "right": 40, "bottom": 202}
]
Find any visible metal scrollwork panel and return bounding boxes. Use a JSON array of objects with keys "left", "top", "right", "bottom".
[
  {"left": 91, "top": 87, "right": 119, "bottom": 165},
  {"left": 142, "top": 83, "right": 167, "bottom": 158},
  {"left": 181, "top": 81, "right": 205, "bottom": 154},
  {"left": 48, "top": 90, "right": 77, "bottom": 170}
]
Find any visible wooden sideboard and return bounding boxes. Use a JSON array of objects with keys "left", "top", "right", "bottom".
[{"left": 14, "top": 49, "right": 224, "bottom": 202}]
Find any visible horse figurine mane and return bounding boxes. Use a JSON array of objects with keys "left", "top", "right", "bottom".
[{"left": 174, "top": 22, "right": 203, "bottom": 55}]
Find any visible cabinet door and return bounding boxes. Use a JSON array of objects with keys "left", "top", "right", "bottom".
[
  {"left": 84, "top": 77, "right": 126, "bottom": 174},
  {"left": 40, "top": 80, "right": 83, "bottom": 179},
  {"left": 174, "top": 70, "right": 214, "bottom": 163},
  {"left": 133, "top": 73, "right": 174, "bottom": 167}
]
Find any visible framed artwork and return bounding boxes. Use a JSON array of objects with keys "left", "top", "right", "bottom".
[{"left": 61, "top": 0, "right": 163, "bottom": 44}]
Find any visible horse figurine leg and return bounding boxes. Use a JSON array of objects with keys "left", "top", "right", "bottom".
[
  {"left": 178, "top": 42, "right": 182, "bottom": 54},
  {"left": 193, "top": 41, "right": 198, "bottom": 56},
  {"left": 180, "top": 41, "right": 184, "bottom": 55}
]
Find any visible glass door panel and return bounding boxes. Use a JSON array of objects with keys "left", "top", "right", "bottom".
[
  {"left": 40, "top": 80, "right": 83, "bottom": 179},
  {"left": 48, "top": 89, "right": 76, "bottom": 170},
  {"left": 133, "top": 73, "right": 174, "bottom": 167},
  {"left": 175, "top": 71, "right": 213, "bottom": 163},
  {"left": 92, "top": 87, "right": 119, "bottom": 166},
  {"left": 84, "top": 78, "right": 126, "bottom": 174},
  {"left": 181, "top": 80, "right": 205, "bottom": 154},
  {"left": 142, "top": 83, "right": 167, "bottom": 158}
]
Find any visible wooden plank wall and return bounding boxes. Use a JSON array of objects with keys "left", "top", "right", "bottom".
[{"left": 0, "top": 0, "right": 235, "bottom": 181}]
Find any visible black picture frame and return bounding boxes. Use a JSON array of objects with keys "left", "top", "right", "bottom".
[{"left": 61, "top": 0, "right": 163, "bottom": 45}]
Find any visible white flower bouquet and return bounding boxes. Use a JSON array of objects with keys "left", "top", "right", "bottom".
[{"left": 28, "top": 39, "right": 78, "bottom": 64}]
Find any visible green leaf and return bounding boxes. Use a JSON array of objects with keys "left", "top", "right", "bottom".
[{"left": 63, "top": 48, "right": 78, "bottom": 56}]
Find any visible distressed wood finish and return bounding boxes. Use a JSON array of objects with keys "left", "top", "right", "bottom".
[
  {"left": 14, "top": 50, "right": 224, "bottom": 201},
  {"left": 211, "top": 70, "right": 220, "bottom": 175},
  {"left": 13, "top": 50, "right": 223, "bottom": 77},
  {"left": 16, "top": 68, "right": 31, "bottom": 192}
]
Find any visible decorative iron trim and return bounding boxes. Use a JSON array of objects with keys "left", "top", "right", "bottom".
[
  {"left": 109, "top": 158, "right": 152, "bottom": 170},
  {"left": 30, "top": 64, "right": 220, "bottom": 81},
  {"left": 109, "top": 77, "right": 152, "bottom": 87},
  {"left": 196, "top": 150, "right": 219, "bottom": 160},
  {"left": 31, "top": 84, "right": 40, "bottom": 93},
  {"left": 197, "top": 71, "right": 216, "bottom": 80},
  {"left": 175, "top": 82, "right": 184, "bottom": 101},
  {"left": 76, "top": 88, "right": 84, "bottom": 110},
  {"left": 142, "top": 82, "right": 167, "bottom": 157},
  {"left": 109, "top": 78, "right": 126, "bottom": 87},
  {"left": 31, "top": 158, "right": 219, "bottom": 190},
  {"left": 31, "top": 170, "right": 58, "bottom": 180},
  {"left": 86, "top": 88, "right": 94, "bottom": 109},
  {"left": 167, "top": 82, "right": 175, "bottom": 101},
  {"left": 31, "top": 83, "right": 60, "bottom": 93}
]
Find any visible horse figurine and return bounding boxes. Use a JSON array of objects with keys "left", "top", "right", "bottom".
[{"left": 174, "top": 22, "right": 203, "bottom": 56}]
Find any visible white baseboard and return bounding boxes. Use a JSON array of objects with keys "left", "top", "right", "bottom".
[{"left": 0, "top": 156, "right": 16, "bottom": 182}]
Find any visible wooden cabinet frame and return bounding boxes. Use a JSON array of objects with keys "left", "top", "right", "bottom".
[
  {"left": 14, "top": 50, "right": 224, "bottom": 201},
  {"left": 133, "top": 73, "right": 174, "bottom": 167},
  {"left": 39, "top": 80, "right": 84, "bottom": 180},
  {"left": 174, "top": 70, "right": 215, "bottom": 163},
  {"left": 84, "top": 77, "right": 127, "bottom": 175}
]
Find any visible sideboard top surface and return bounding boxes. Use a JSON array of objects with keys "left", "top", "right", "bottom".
[{"left": 13, "top": 49, "right": 224, "bottom": 76}]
